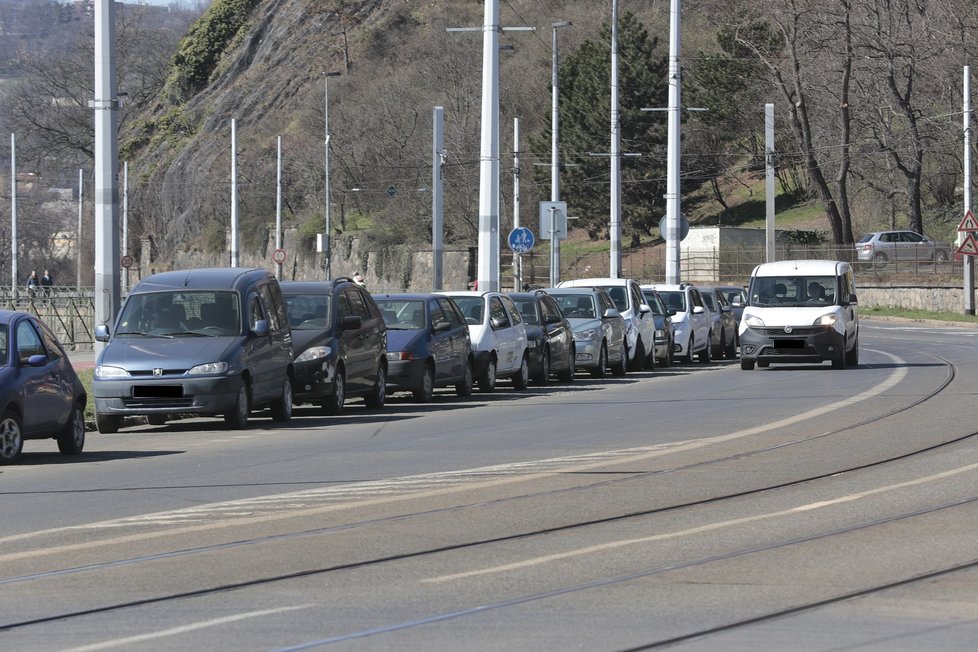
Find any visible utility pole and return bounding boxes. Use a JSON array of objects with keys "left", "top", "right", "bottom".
[
  {"left": 964, "top": 66, "right": 974, "bottom": 315},
  {"left": 276, "top": 135, "right": 283, "bottom": 280},
  {"left": 230, "top": 118, "right": 239, "bottom": 267},
  {"left": 663, "top": 0, "right": 681, "bottom": 283},
  {"left": 91, "top": 0, "right": 121, "bottom": 346},
  {"left": 513, "top": 116, "right": 521, "bottom": 291},
  {"left": 432, "top": 106, "right": 444, "bottom": 290},
  {"left": 122, "top": 161, "right": 128, "bottom": 293},
  {"left": 551, "top": 20, "right": 571, "bottom": 285},
  {"left": 609, "top": 0, "right": 622, "bottom": 278},
  {"left": 448, "top": 2, "right": 534, "bottom": 292},
  {"left": 323, "top": 71, "right": 341, "bottom": 280},
  {"left": 10, "top": 133, "right": 16, "bottom": 294},
  {"left": 765, "top": 103, "right": 776, "bottom": 263},
  {"left": 77, "top": 169, "right": 83, "bottom": 293}
]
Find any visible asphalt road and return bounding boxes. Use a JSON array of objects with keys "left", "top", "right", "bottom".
[{"left": 4, "top": 319, "right": 978, "bottom": 651}]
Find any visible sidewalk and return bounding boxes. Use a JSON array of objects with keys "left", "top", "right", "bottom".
[{"left": 67, "top": 350, "right": 96, "bottom": 371}]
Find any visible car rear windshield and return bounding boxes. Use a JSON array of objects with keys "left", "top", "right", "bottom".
[
  {"left": 857, "top": 233, "right": 874, "bottom": 244},
  {"left": 117, "top": 290, "right": 242, "bottom": 337},
  {"left": 512, "top": 299, "right": 542, "bottom": 325},
  {"left": 548, "top": 293, "right": 596, "bottom": 319},
  {"left": 450, "top": 296, "right": 484, "bottom": 324},
  {"left": 285, "top": 294, "right": 331, "bottom": 329},
  {"left": 376, "top": 299, "right": 425, "bottom": 330},
  {"left": 749, "top": 276, "right": 838, "bottom": 307},
  {"left": 658, "top": 290, "right": 686, "bottom": 313}
]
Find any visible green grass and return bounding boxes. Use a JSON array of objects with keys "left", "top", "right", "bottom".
[
  {"left": 862, "top": 306, "right": 978, "bottom": 324},
  {"left": 78, "top": 368, "right": 95, "bottom": 423}
]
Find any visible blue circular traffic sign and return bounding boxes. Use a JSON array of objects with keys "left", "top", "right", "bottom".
[{"left": 508, "top": 227, "right": 535, "bottom": 253}]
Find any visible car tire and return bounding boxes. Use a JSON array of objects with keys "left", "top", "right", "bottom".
[
  {"left": 698, "top": 334, "right": 712, "bottom": 363},
  {"left": 364, "top": 365, "right": 387, "bottom": 409},
  {"left": 413, "top": 363, "right": 435, "bottom": 403},
  {"left": 683, "top": 337, "right": 695, "bottom": 364},
  {"left": 740, "top": 358, "right": 755, "bottom": 370},
  {"left": 270, "top": 375, "right": 293, "bottom": 422},
  {"left": 533, "top": 349, "right": 551, "bottom": 386},
  {"left": 478, "top": 357, "right": 497, "bottom": 392},
  {"left": 224, "top": 382, "right": 251, "bottom": 429},
  {"left": 873, "top": 252, "right": 888, "bottom": 267},
  {"left": 512, "top": 354, "right": 530, "bottom": 390},
  {"left": 935, "top": 250, "right": 949, "bottom": 262},
  {"left": 832, "top": 346, "right": 848, "bottom": 369},
  {"left": 0, "top": 410, "right": 24, "bottom": 464},
  {"left": 147, "top": 414, "right": 167, "bottom": 426},
  {"left": 845, "top": 336, "right": 859, "bottom": 367},
  {"left": 610, "top": 345, "right": 627, "bottom": 377},
  {"left": 757, "top": 360, "right": 771, "bottom": 368},
  {"left": 590, "top": 343, "right": 607, "bottom": 378},
  {"left": 95, "top": 412, "right": 120, "bottom": 434},
  {"left": 663, "top": 339, "right": 674, "bottom": 367},
  {"left": 557, "top": 346, "right": 576, "bottom": 382},
  {"left": 455, "top": 360, "right": 474, "bottom": 397},
  {"left": 57, "top": 403, "right": 86, "bottom": 455},
  {"left": 322, "top": 368, "right": 346, "bottom": 415},
  {"left": 628, "top": 339, "right": 645, "bottom": 372}
]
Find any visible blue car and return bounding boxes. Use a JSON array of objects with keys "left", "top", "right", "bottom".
[
  {"left": 373, "top": 293, "right": 474, "bottom": 402},
  {"left": 0, "top": 310, "right": 87, "bottom": 463}
]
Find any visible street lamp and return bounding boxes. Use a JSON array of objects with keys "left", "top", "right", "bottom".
[{"left": 323, "top": 70, "right": 342, "bottom": 280}]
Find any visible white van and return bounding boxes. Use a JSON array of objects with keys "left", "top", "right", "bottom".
[{"left": 739, "top": 260, "right": 858, "bottom": 370}]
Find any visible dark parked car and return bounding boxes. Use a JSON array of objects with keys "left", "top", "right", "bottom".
[
  {"left": 0, "top": 310, "right": 87, "bottom": 463},
  {"left": 640, "top": 286, "right": 674, "bottom": 367},
  {"left": 508, "top": 290, "right": 575, "bottom": 384},
  {"left": 281, "top": 278, "right": 387, "bottom": 414},
  {"left": 699, "top": 286, "right": 738, "bottom": 359},
  {"left": 715, "top": 285, "right": 747, "bottom": 328},
  {"left": 94, "top": 268, "right": 294, "bottom": 432},
  {"left": 373, "top": 293, "right": 474, "bottom": 401}
]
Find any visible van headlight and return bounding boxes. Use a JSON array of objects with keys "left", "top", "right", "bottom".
[
  {"left": 94, "top": 365, "right": 129, "bottom": 379},
  {"left": 744, "top": 314, "right": 765, "bottom": 328},
  {"left": 188, "top": 361, "right": 228, "bottom": 375},
  {"left": 813, "top": 314, "right": 837, "bottom": 327}
]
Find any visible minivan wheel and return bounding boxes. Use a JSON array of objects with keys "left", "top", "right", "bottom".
[
  {"left": 364, "top": 365, "right": 387, "bottom": 409},
  {"left": 413, "top": 364, "right": 435, "bottom": 403},
  {"left": 270, "top": 375, "right": 293, "bottom": 422},
  {"left": 845, "top": 336, "right": 859, "bottom": 367},
  {"left": 479, "top": 357, "right": 497, "bottom": 392},
  {"left": 0, "top": 411, "right": 24, "bottom": 464},
  {"left": 95, "top": 412, "right": 120, "bottom": 434},
  {"left": 831, "top": 347, "right": 848, "bottom": 369},
  {"left": 57, "top": 404, "right": 86, "bottom": 455},
  {"left": 557, "top": 347, "right": 575, "bottom": 382},
  {"left": 224, "top": 383, "right": 251, "bottom": 429},
  {"left": 322, "top": 370, "right": 346, "bottom": 415},
  {"left": 455, "top": 361, "right": 474, "bottom": 397},
  {"left": 740, "top": 358, "right": 755, "bottom": 371},
  {"left": 533, "top": 349, "right": 551, "bottom": 386}
]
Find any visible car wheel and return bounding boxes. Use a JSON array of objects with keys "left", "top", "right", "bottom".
[
  {"left": 845, "top": 336, "right": 859, "bottom": 367},
  {"left": 512, "top": 354, "right": 530, "bottom": 390},
  {"left": 224, "top": 382, "right": 251, "bottom": 429},
  {"left": 322, "top": 368, "right": 346, "bottom": 415},
  {"left": 683, "top": 337, "right": 695, "bottom": 364},
  {"left": 610, "top": 344, "right": 627, "bottom": 377},
  {"left": 590, "top": 343, "right": 607, "bottom": 378},
  {"left": 270, "top": 375, "right": 294, "bottom": 421},
  {"left": 935, "top": 250, "right": 948, "bottom": 262},
  {"left": 364, "top": 365, "right": 387, "bottom": 409},
  {"left": 831, "top": 346, "right": 848, "bottom": 369},
  {"left": 0, "top": 410, "right": 24, "bottom": 464},
  {"left": 147, "top": 414, "right": 167, "bottom": 426},
  {"left": 663, "top": 339, "right": 674, "bottom": 367},
  {"left": 412, "top": 363, "right": 435, "bottom": 403},
  {"left": 629, "top": 338, "right": 645, "bottom": 372},
  {"left": 741, "top": 358, "right": 755, "bottom": 371},
  {"left": 698, "top": 334, "right": 712, "bottom": 362},
  {"left": 757, "top": 360, "right": 771, "bottom": 368},
  {"left": 479, "top": 356, "right": 497, "bottom": 392},
  {"left": 533, "top": 348, "right": 551, "bottom": 386},
  {"left": 95, "top": 412, "right": 120, "bottom": 434},
  {"left": 57, "top": 403, "right": 86, "bottom": 455},
  {"left": 557, "top": 346, "right": 576, "bottom": 382},
  {"left": 455, "top": 360, "right": 474, "bottom": 397},
  {"left": 873, "top": 252, "right": 888, "bottom": 267}
]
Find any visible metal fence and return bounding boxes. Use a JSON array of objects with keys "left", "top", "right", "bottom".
[{"left": 0, "top": 287, "right": 96, "bottom": 351}]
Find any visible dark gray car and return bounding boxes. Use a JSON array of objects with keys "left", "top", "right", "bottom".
[{"left": 93, "top": 268, "right": 294, "bottom": 432}]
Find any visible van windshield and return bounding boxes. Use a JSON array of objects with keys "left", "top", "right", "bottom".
[
  {"left": 749, "top": 276, "right": 838, "bottom": 307},
  {"left": 116, "top": 291, "right": 241, "bottom": 337}
]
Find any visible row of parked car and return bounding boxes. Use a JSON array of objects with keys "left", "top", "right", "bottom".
[{"left": 0, "top": 268, "right": 749, "bottom": 463}]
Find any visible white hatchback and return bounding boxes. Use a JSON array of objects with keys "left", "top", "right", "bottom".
[
  {"left": 438, "top": 291, "right": 529, "bottom": 391},
  {"left": 652, "top": 284, "right": 713, "bottom": 363}
]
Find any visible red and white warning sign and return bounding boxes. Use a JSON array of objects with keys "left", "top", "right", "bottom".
[
  {"left": 956, "top": 232, "right": 978, "bottom": 256},
  {"left": 272, "top": 248, "right": 287, "bottom": 264},
  {"left": 956, "top": 209, "right": 978, "bottom": 232}
]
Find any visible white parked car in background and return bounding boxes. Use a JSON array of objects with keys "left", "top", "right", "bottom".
[
  {"left": 652, "top": 283, "right": 713, "bottom": 363},
  {"left": 556, "top": 277, "right": 656, "bottom": 371},
  {"left": 438, "top": 291, "right": 529, "bottom": 392}
]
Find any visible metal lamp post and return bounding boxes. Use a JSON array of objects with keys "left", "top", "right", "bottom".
[{"left": 323, "top": 71, "right": 342, "bottom": 280}]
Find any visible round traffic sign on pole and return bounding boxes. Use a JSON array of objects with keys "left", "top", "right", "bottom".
[
  {"left": 508, "top": 227, "right": 535, "bottom": 253},
  {"left": 120, "top": 255, "right": 134, "bottom": 269},
  {"left": 272, "top": 248, "right": 287, "bottom": 264}
]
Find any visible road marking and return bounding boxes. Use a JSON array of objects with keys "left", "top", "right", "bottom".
[
  {"left": 60, "top": 604, "right": 316, "bottom": 651},
  {"left": 425, "top": 461, "right": 978, "bottom": 583},
  {"left": 0, "top": 352, "right": 908, "bottom": 561}
]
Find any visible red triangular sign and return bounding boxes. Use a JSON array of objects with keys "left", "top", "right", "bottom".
[
  {"left": 957, "top": 209, "right": 978, "bottom": 232},
  {"left": 956, "top": 232, "right": 978, "bottom": 255}
]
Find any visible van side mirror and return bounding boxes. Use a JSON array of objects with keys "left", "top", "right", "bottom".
[
  {"left": 341, "top": 315, "right": 362, "bottom": 331},
  {"left": 602, "top": 308, "right": 620, "bottom": 319},
  {"left": 95, "top": 323, "right": 111, "bottom": 342},
  {"left": 433, "top": 321, "right": 451, "bottom": 332},
  {"left": 252, "top": 319, "right": 270, "bottom": 336},
  {"left": 639, "top": 303, "right": 652, "bottom": 314},
  {"left": 692, "top": 306, "right": 705, "bottom": 314},
  {"left": 847, "top": 293, "right": 858, "bottom": 305}
]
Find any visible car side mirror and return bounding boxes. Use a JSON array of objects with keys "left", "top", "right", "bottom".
[
  {"left": 847, "top": 293, "right": 858, "bottom": 305},
  {"left": 25, "top": 354, "right": 48, "bottom": 367},
  {"left": 490, "top": 316, "right": 506, "bottom": 329},
  {"left": 602, "top": 308, "right": 620, "bottom": 319},
  {"left": 95, "top": 323, "right": 111, "bottom": 342},
  {"left": 639, "top": 303, "right": 652, "bottom": 314},
  {"left": 732, "top": 301, "right": 742, "bottom": 307},
  {"left": 341, "top": 315, "right": 362, "bottom": 331},
  {"left": 692, "top": 306, "right": 705, "bottom": 314},
  {"left": 252, "top": 319, "right": 270, "bottom": 336},
  {"left": 668, "top": 308, "right": 677, "bottom": 317},
  {"left": 433, "top": 321, "right": 451, "bottom": 332},
  {"left": 545, "top": 314, "right": 562, "bottom": 324}
]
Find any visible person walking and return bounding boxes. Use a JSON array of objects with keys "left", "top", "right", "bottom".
[
  {"left": 26, "top": 270, "right": 40, "bottom": 297},
  {"left": 353, "top": 272, "right": 366, "bottom": 288},
  {"left": 41, "top": 269, "right": 53, "bottom": 296}
]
